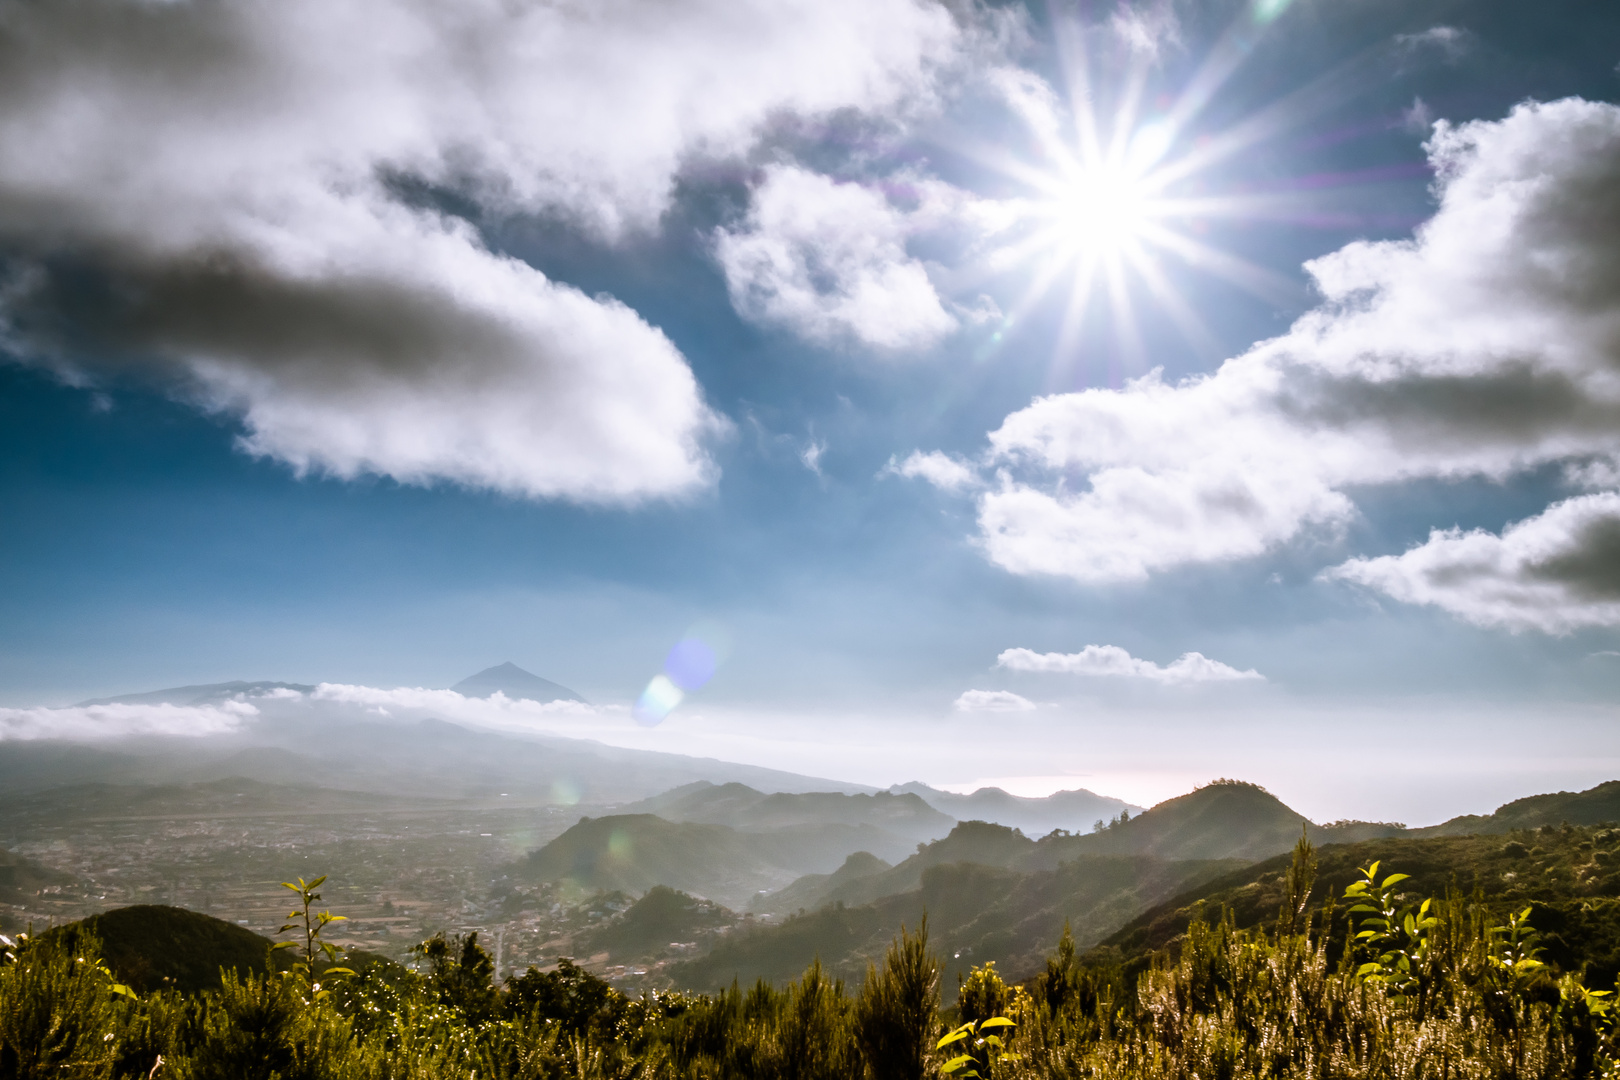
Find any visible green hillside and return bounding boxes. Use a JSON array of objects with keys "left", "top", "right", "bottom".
[
  {"left": 679, "top": 783, "right": 1620, "bottom": 994},
  {"left": 575, "top": 886, "right": 736, "bottom": 962},
  {"left": 1417, "top": 780, "right": 1620, "bottom": 836},
  {"left": 621, "top": 781, "right": 953, "bottom": 843},
  {"left": 1090, "top": 823, "right": 1620, "bottom": 986},
  {"left": 514, "top": 814, "right": 784, "bottom": 906},
  {"left": 752, "top": 784, "right": 1337, "bottom": 916},
  {"left": 47, "top": 904, "right": 274, "bottom": 993},
  {"left": 889, "top": 781, "right": 1139, "bottom": 835},
  {"left": 1044, "top": 780, "right": 1323, "bottom": 862},
  {"left": 746, "top": 850, "right": 892, "bottom": 914},
  {"left": 671, "top": 852, "right": 1239, "bottom": 991}
]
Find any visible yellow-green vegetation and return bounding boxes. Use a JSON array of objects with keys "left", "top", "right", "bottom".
[
  {"left": 4, "top": 846, "right": 1620, "bottom": 1079},
  {"left": 1095, "top": 822, "right": 1620, "bottom": 989}
]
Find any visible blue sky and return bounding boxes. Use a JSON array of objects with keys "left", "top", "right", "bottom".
[{"left": 2, "top": 0, "right": 1619, "bottom": 821}]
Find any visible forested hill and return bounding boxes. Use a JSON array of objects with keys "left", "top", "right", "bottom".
[
  {"left": 1413, "top": 781, "right": 1620, "bottom": 837},
  {"left": 1090, "top": 823, "right": 1620, "bottom": 987}
]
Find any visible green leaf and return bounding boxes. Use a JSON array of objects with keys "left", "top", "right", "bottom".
[
  {"left": 978, "top": 1017, "right": 1016, "bottom": 1029},
  {"left": 1380, "top": 873, "right": 1410, "bottom": 887},
  {"left": 936, "top": 1029, "right": 970, "bottom": 1049}
]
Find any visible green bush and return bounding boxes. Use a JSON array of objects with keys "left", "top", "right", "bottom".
[{"left": 4, "top": 860, "right": 1619, "bottom": 1080}]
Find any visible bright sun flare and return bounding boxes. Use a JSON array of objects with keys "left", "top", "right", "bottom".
[
  {"left": 974, "top": 21, "right": 1302, "bottom": 373},
  {"left": 1053, "top": 163, "right": 1156, "bottom": 252}
]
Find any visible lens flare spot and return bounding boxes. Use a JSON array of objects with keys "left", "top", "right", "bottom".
[
  {"left": 1252, "top": 0, "right": 1294, "bottom": 23},
  {"left": 608, "top": 828, "right": 633, "bottom": 860},
  {"left": 550, "top": 778, "right": 581, "bottom": 806},
  {"left": 665, "top": 638, "right": 717, "bottom": 691},
  {"left": 632, "top": 621, "right": 731, "bottom": 726},
  {"left": 633, "top": 674, "right": 684, "bottom": 726}
]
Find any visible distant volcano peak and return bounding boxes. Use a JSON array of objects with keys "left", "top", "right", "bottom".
[{"left": 450, "top": 662, "right": 586, "bottom": 704}]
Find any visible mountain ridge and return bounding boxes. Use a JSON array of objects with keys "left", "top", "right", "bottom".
[
  {"left": 451, "top": 662, "right": 586, "bottom": 704},
  {"left": 888, "top": 782, "right": 1140, "bottom": 836}
]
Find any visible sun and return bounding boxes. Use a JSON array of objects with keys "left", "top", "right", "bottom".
[
  {"left": 967, "top": 17, "right": 1307, "bottom": 374},
  {"left": 1050, "top": 161, "right": 1158, "bottom": 254}
]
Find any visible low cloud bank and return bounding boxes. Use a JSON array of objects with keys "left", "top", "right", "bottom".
[
  {"left": 309, "top": 683, "right": 598, "bottom": 733},
  {"left": 0, "top": 700, "right": 257, "bottom": 741},
  {"left": 0, "top": 683, "right": 600, "bottom": 742}
]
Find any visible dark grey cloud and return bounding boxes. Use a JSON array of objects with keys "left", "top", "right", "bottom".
[{"left": 1527, "top": 514, "right": 1620, "bottom": 599}]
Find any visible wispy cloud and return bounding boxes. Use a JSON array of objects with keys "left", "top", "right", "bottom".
[
  {"left": 998, "top": 645, "right": 1264, "bottom": 684},
  {"left": 1108, "top": 1, "right": 1181, "bottom": 59},
  {"left": 1401, "top": 97, "right": 1435, "bottom": 135},
  {"left": 1394, "top": 26, "right": 1472, "bottom": 64},
  {"left": 800, "top": 439, "right": 828, "bottom": 477}
]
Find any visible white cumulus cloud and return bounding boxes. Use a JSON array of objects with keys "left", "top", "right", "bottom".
[
  {"left": 1326, "top": 493, "right": 1620, "bottom": 634},
  {"left": 0, "top": 0, "right": 963, "bottom": 500},
  {"left": 953, "top": 689, "right": 1037, "bottom": 712},
  {"left": 716, "top": 165, "right": 959, "bottom": 351},
  {"left": 997, "top": 645, "right": 1264, "bottom": 684},
  {"left": 0, "top": 700, "right": 257, "bottom": 741},
  {"left": 884, "top": 450, "right": 981, "bottom": 491},
  {"left": 951, "top": 98, "right": 1620, "bottom": 583}
]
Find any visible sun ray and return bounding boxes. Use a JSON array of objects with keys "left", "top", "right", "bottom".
[
  {"left": 1135, "top": 223, "right": 1304, "bottom": 307},
  {"left": 1046, "top": 255, "right": 1104, "bottom": 391},
  {"left": 1124, "top": 245, "right": 1225, "bottom": 360},
  {"left": 1053, "top": 18, "right": 1105, "bottom": 169}
]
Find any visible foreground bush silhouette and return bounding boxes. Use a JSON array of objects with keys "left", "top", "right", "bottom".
[{"left": 4, "top": 853, "right": 1619, "bottom": 1079}]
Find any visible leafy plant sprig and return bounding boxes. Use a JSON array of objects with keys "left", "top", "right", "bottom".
[
  {"left": 1344, "top": 861, "right": 1435, "bottom": 997},
  {"left": 1488, "top": 906, "right": 1547, "bottom": 986},
  {"left": 272, "top": 874, "right": 353, "bottom": 1000},
  {"left": 937, "top": 1016, "right": 1018, "bottom": 1078}
]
